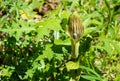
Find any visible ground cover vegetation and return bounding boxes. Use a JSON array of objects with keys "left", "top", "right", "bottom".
[{"left": 0, "top": 0, "right": 120, "bottom": 81}]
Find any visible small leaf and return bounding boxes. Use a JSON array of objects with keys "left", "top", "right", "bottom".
[
  {"left": 1, "top": 66, "right": 14, "bottom": 77},
  {"left": 55, "top": 54, "right": 64, "bottom": 61},
  {"left": 25, "top": 69, "right": 34, "bottom": 78},
  {"left": 66, "top": 61, "right": 79, "bottom": 71}
]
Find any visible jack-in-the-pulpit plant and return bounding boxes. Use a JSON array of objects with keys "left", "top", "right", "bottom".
[{"left": 68, "top": 11, "right": 84, "bottom": 59}]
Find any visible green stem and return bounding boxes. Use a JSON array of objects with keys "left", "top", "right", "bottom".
[
  {"left": 70, "top": 39, "right": 80, "bottom": 81},
  {"left": 71, "top": 39, "right": 80, "bottom": 59}
]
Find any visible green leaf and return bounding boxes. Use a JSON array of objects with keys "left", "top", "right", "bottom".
[
  {"left": 80, "top": 66, "right": 101, "bottom": 80},
  {"left": 61, "top": 11, "right": 70, "bottom": 19},
  {"left": 32, "top": 59, "right": 45, "bottom": 72},
  {"left": 99, "top": 37, "right": 113, "bottom": 54},
  {"left": 1, "top": 66, "right": 14, "bottom": 77},
  {"left": 29, "top": 0, "right": 44, "bottom": 10},
  {"left": 35, "top": 19, "right": 62, "bottom": 42},
  {"left": 54, "top": 38, "right": 71, "bottom": 45},
  {"left": 84, "top": 27, "right": 98, "bottom": 36},
  {"left": 104, "top": 41, "right": 112, "bottom": 54},
  {"left": 34, "top": 55, "right": 44, "bottom": 61},
  {"left": 81, "top": 75, "right": 100, "bottom": 81},
  {"left": 1, "top": 20, "right": 35, "bottom": 41},
  {"left": 35, "top": 19, "right": 61, "bottom": 31},
  {"left": 55, "top": 54, "right": 64, "bottom": 61},
  {"left": 70, "top": 0, "right": 79, "bottom": 11},
  {"left": 66, "top": 61, "right": 79, "bottom": 71},
  {"left": 114, "top": 75, "right": 120, "bottom": 81},
  {"left": 90, "top": 19, "right": 102, "bottom": 25},
  {"left": 24, "top": 69, "right": 34, "bottom": 78},
  {"left": 113, "top": 41, "right": 120, "bottom": 54},
  {"left": 42, "top": 44, "right": 54, "bottom": 61},
  {"left": 62, "top": 47, "right": 68, "bottom": 54},
  {"left": 108, "top": 27, "right": 115, "bottom": 39}
]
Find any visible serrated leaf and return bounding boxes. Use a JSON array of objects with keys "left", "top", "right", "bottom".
[
  {"left": 36, "top": 26, "right": 49, "bottom": 42},
  {"left": 35, "top": 55, "right": 44, "bottom": 61},
  {"left": 25, "top": 69, "right": 34, "bottom": 78},
  {"left": 43, "top": 44, "right": 54, "bottom": 61},
  {"left": 35, "top": 19, "right": 62, "bottom": 42},
  {"left": 35, "top": 19, "right": 61, "bottom": 31},
  {"left": 1, "top": 20, "right": 35, "bottom": 41},
  {"left": 1, "top": 66, "right": 14, "bottom": 77},
  {"left": 55, "top": 54, "right": 63, "bottom": 61}
]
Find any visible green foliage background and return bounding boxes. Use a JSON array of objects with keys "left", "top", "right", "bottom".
[{"left": 0, "top": 0, "right": 120, "bottom": 81}]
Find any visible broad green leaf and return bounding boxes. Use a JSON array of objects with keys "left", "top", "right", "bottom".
[
  {"left": 35, "top": 19, "right": 62, "bottom": 42},
  {"left": 66, "top": 61, "right": 79, "bottom": 71},
  {"left": 54, "top": 38, "right": 71, "bottom": 45},
  {"left": 35, "top": 19, "right": 61, "bottom": 31}
]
